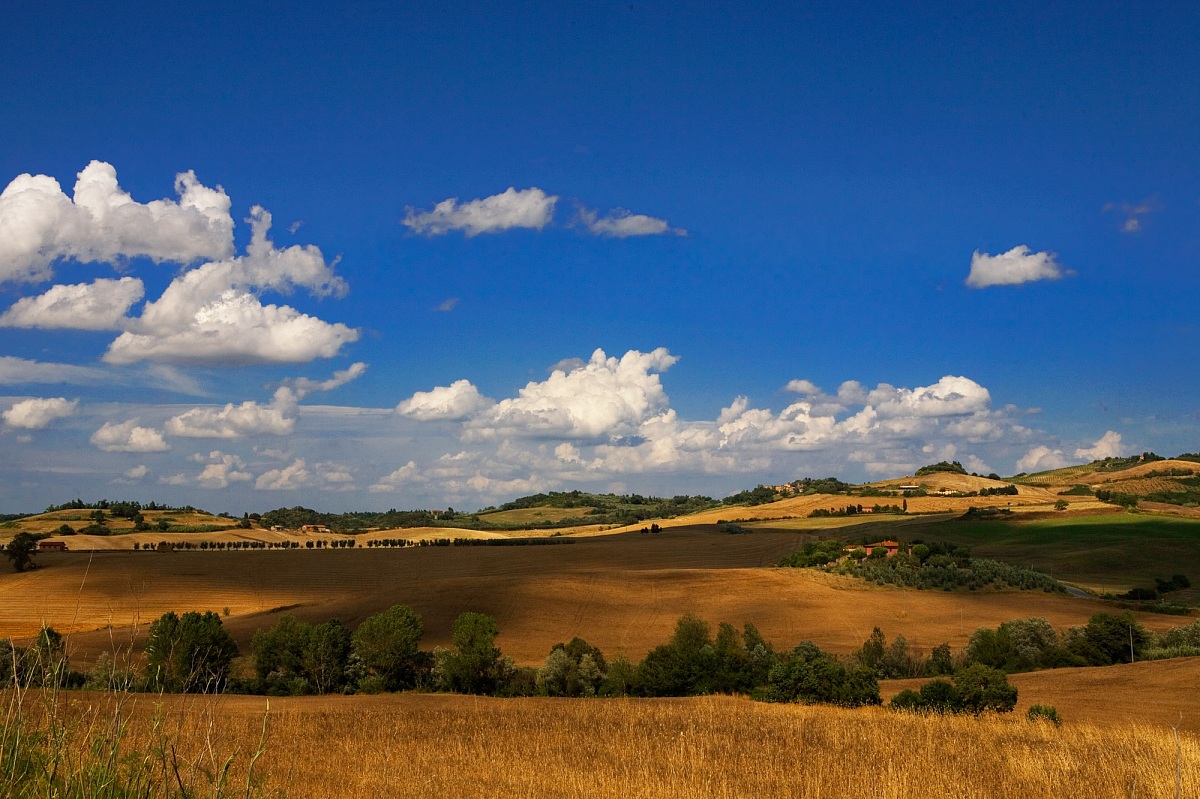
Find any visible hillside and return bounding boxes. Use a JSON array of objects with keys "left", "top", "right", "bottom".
[
  {"left": 882, "top": 656, "right": 1200, "bottom": 732},
  {"left": 3, "top": 527, "right": 1186, "bottom": 670}
]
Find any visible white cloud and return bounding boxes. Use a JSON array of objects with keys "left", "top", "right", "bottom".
[
  {"left": 1016, "top": 445, "right": 1069, "bottom": 473},
  {"left": 0, "top": 277, "right": 144, "bottom": 330},
  {"left": 193, "top": 451, "right": 253, "bottom": 489},
  {"left": 90, "top": 419, "right": 170, "bottom": 452},
  {"left": 576, "top": 207, "right": 685, "bottom": 238},
  {"left": 255, "top": 458, "right": 310, "bottom": 490},
  {"left": 123, "top": 465, "right": 147, "bottom": 480},
  {"left": 0, "top": 356, "right": 109, "bottom": 385},
  {"left": 964, "top": 454, "right": 993, "bottom": 475},
  {"left": 435, "top": 297, "right": 459, "bottom": 312},
  {"left": 403, "top": 187, "right": 558, "bottom": 236},
  {"left": 966, "top": 246, "right": 1065, "bottom": 288},
  {"left": 397, "top": 379, "right": 494, "bottom": 421},
  {"left": 469, "top": 348, "right": 679, "bottom": 439},
  {"left": 0, "top": 161, "right": 233, "bottom": 284},
  {"left": 287, "top": 362, "right": 368, "bottom": 399},
  {"left": 785, "top": 379, "right": 822, "bottom": 396},
  {"left": 866, "top": 376, "right": 991, "bottom": 418},
  {"left": 165, "top": 387, "right": 297, "bottom": 438},
  {"left": 2, "top": 397, "right": 78, "bottom": 429},
  {"left": 462, "top": 474, "right": 553, "bottom": 497},
  {"left": 1104, "top": 198, "right": 1159, "bottom": 233},
  {"left": 104, "top": 206, "right": 357, "bottom": 365},
  {"left": 369, "top": 461, "right": 426, "bottom": 492},
  {"left": 1075, "top": 430, "right": 1123, "bottom": 461}
]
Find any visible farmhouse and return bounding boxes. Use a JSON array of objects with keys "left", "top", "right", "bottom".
[
  {"left": 300, "top": 524, "right": 331, "bottom": 534},
  {"left": 846, "top": 540, "right": 902, "bottom": 557},
  {"left": 38, "top": 541, "right": 67, "bottom": 552}
]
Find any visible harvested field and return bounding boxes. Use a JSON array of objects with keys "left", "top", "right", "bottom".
[
  {"left": 0, "top": 528, "right": 1181, "bottom": 668},
  {"left": 10, "top": 689, "right": 1198, "bottom": 798}
]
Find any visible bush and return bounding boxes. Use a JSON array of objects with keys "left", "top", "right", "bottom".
[
  {"left": 1027, "top": 704, "right": 1062, "bottom": 725},
  {"left": 764, "top": 642, "right": 880, "bottom": 707},
  {"left": 954, "top": 665, "right": 1018, "bottom": 714},
  {"left": 891, "top": 667, "right": 1017, "bottom": 715}
]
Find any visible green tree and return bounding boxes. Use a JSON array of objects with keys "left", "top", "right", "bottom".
[
  {"left": 925, "top": 643, "right": 955, "bottom": 676},
  {"left": 599, "top": 656, "right": 636, "bottom": 697},
  {"left": 438, "top": 612, "right": 506, "bottom": 695},
  {"left": 765, "top": 641, "right": 880, "bottom": 707},
  {"left": 306, "top": 620, "right": 352, "bottom": 694},
  {"left": 351, "top": 605, "right": 426, "bottom": 691},
  {"left": 4, "top": 532, "right": 38, "bottom": 572},
  {"left": 953, "top": 665, "right": 1017, "bottom": 714},
  {"left": 145, "top": 611, "right": 238, "bottom": 693},
  {"left": 635, "top": 614, "right": 717, "bottom": 696},
  {"left": 1066, "top": 612, "right": 1150, "bottom": 665}
]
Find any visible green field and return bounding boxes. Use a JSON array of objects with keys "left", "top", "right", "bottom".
[
  {"left": 756, "top": 512, "right": 1200, "bottom": 597},
  {"left": 476, "top": 505, "right": 598, "bottom": 524},
  {"left": 930, "top": 514, "right": 1200, "bottom": 594}
]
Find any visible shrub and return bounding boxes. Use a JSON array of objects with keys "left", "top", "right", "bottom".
[
  {"left": 764, "top": 642, "right": 880, "bottom": 707},
  {"left": 954, "top": 665, "right": 1018, "bottom": 714},
  {"left": 1027, "top": 704, "right": 1062, "bottom": 725}
]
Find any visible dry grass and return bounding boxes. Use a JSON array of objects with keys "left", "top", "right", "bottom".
[
  {"left": 884, "top": 656, "right": 1200, "bottom": 733},
  {"left": 1, "top": 530, "right": 1182, "bottom": 669},
  {"left": 19, "top": 690, "right": 1198, "bottom": 798}
]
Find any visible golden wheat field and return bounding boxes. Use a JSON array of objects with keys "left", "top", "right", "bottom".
[
  {"left": 12, "top": 688, "right": 1198, "bottom": 799},
  {"left": 0, "top": 528, "right": 1181, "bottom": 669},
  {"left": 883, "top": 656, "right": 1200, "bottom": 733}
]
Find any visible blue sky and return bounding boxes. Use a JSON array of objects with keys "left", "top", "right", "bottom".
[{"left": 1, "top": 1, "right": 1197, "bottom": 513}]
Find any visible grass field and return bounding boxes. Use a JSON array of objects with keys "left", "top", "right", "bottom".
[
  {"left": 476, "top": 505, "right": 597, "bottom": 524},
  {"left": 0, "top": 527, "right": 1185, "bottom": 671},
  {"left": 10, "top": 685, "right": 1198, "bottom": 798},
  {"left": 905, "top": 513, "right": 1200, "bottom": 594}
]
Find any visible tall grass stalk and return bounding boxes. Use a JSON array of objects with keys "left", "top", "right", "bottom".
[{"left": 1, "top": 642, "right": 270, "bottom": 798}]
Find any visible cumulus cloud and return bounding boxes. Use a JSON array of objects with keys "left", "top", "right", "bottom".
[
  {"left": 2, "top": 397, "right": 78, "bottom": 429},
  {"left": 964, "top": 454, "right": 993, "bottom": 474},
  {"left": 0, "top": 160, "right": 233, "bottom": 284},
  {"left": 104, "top": 206, "right": 357, "bottom": 365},
  {"left": 966, "top": 246, "right": 1065, "bottom": 288},
  {"left": 192, "top": 451, "right": 253, "bottom": 489},
  {"left": 403, "top": 187, "right": 557, "bottom": 236},
  {"left": 785, "top": 379, "right": 822, "bottom": 396},
  {"left": 397, "top": 379, "right": 494, "bottom": 422},
  {"left": 1075, "top": 430, "right": 1123, "bottom": 461},
  {"left": 255, "top": 458, "right": 309, "bottom": 490},
  {"left": 1016, "top": 445, "right": 1069, "bottom": 473},
  {"left": 462, "top": 473, "right": 552, "bottom": 496},
  {"left": 165, "top": 387, "right": 297, "bottom": 438},
  {"left": 90, "top": 419, "right": 170, "bottom": 452},
  {"left": 0, "top": 277, "right": 144, "bottom": 330},
  {"left": 369, "top": 461, "right": 425, "bottom": 492},
  {"left": 124, "top": 465, "right": 147, "bottom": 480},
  {"left": 866, "top": 376, "right": 991, "bottom": 418},
  {"left": 576, "top": 207, "right": 685, "bottom": 237},
  {"left": 468, "top": 348, "right": 679, "bottom": 439}
]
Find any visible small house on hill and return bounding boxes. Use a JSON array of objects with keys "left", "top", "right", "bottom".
[
  {"left": 300, "top": 524, "right": 330, "bottom": 534},
  {"left": 38, "top": 541, "right": 67, "bottom": 552},
  {"left": 846, "top": 540, "right": 902, "bottom": 557}
]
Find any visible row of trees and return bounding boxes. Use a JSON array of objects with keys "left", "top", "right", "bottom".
[{"left": 21, "top": 607, "right": 1198, "bottom": 714}]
